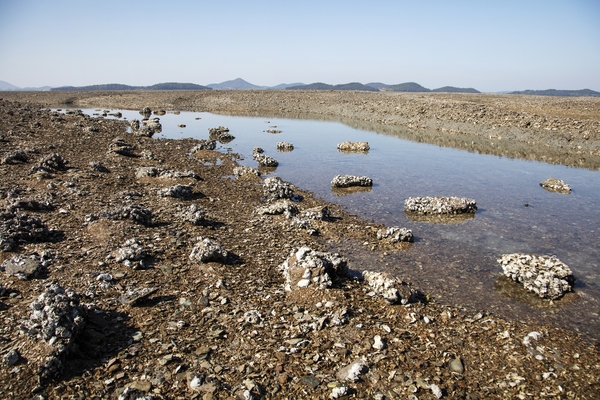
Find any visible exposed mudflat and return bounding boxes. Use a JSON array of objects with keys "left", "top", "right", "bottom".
[{"left": 0, "top": 92, "right": 599, "bottom": 399}]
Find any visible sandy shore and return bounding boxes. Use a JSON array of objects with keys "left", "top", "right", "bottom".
[{"left": 0, "top": 93, "right": 599, "bottom": 399}]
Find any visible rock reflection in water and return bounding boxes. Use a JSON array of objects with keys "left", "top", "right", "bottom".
[
  {"left": 494, "top": 274, "right": 579, "bottom": 309},
  {"left": 404, "top": 211, "right": 474, "bottom": 224},
  {"left": 331, "top": 186, "right": 373, "bottom": 197}
]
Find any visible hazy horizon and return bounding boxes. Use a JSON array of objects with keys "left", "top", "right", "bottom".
[{"left": 1, "top": 0, "right": 599, "bottom": 92}]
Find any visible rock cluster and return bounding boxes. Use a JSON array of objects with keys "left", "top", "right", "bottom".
[
  {"left": 404, "top": 196, "right": 477, "bottom": 214},
  {"left": 279, "top": 247, "right": 348, "bottom": 291},
  {"left": 252, "top": 147, "right": 279, "bottom": 167},
  {"left": 233, "top": 166, "right": 261, "bottom": 178},
  {"left": 191, "top": 140, "right": 217, "bottom": 152},
  {"left": 0, "top": 210, "right": 50, "bottom": 251},
  {"left": 108, "top": 137, "right": 135, "bottom": 156},
  {"left": 498, "top": 253, "right": 575, "bottom": 299},
  {"left": 376, "top": 226, "right": 414, "bottom": 243},
  {"left": 21, "top": 283, "right": 86, "bottom": 379},
  {"left": 276, "top": 142, "right": 294, "bottom": 151},
  {"left": 135, "top": 166, "right": 199, "bottom": 180},
  {"left": 263, "top": 177, "right": 294, "bottom": 200},
  {"left": 337, "top": 141, "right": 370, "bottom": 152},
  {"left": 539, "top": 177, "right": 572, "bottom": 194},
  {"left": 189, "top": 237, "right": 228, "bottom": 263},
  {"left": 208, "top": 126, "right": 235, "bottom": 143},
  {"left": 331, "top": 175, "right": 373, "bottom": 188}
]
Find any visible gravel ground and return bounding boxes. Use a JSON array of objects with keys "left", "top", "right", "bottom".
[{"left": 0, "top": 93, "right": 599, "bottom": 399}]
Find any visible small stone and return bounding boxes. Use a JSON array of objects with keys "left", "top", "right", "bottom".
[
  {"left": 301, "top": 375, "right": 320, "bottom": 389},
  {"left": 3, "top": 349, "right": 20, "bottom": 366},
  {"left": 449, "top": 357, "right": 464, "bottom": 374}
]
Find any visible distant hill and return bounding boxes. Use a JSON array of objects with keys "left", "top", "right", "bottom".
[
  {"left": 509, "top": 89, "right": 600, "bottom": 97},
  {"left": 0, "top": 80, "right": 51, "bottom": 91},
  {"left": 383, "top": 82, "right": 431, "bottom": 92},
  {"left": 286, "top": 82, "right": 378, "bottom": 91},
  {"left": 268, "top": 82, "right": 305, "bottom": 90},
  {"left": 51, "top": 82, "right": 211, "bottom": 91},
  {"left": 432, "top": 86, "right": 480, "bottom": 93},
  {"left": 365, "top": 82, "right": 388, "bottom": 90},
  {"left": 207, "top": 78, "right": 265, "bottom": 90}
]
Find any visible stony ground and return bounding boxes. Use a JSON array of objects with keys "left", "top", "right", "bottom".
[{"left": 0, "top": 93, "right": 599, "bottom": 399}]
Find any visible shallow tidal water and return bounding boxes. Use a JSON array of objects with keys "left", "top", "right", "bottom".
[{"left": 78, "top": 108, "right": 600, "bottom": 340}]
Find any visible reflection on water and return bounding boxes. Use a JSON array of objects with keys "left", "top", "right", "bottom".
[
  {"left": 332, "top": 186, "right": 373, "bottom": 197},
  {"left": 65, "top": 107, "right": 600, "bottom": 340},
  {"left": 404, "top": 212, "right": 475, "bottom": 224}
]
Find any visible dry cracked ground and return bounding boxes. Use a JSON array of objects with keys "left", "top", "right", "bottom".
[{"left": 0, "top": 92, "right": 599, "bottom": 399}]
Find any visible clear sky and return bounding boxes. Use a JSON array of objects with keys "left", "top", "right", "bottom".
[{"left": 1, "top": 0, "right": 599, "bottom": 92}]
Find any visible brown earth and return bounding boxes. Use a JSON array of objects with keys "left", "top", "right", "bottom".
[{"left": 0, "top": 92, "right": 599, "bottom": 399}]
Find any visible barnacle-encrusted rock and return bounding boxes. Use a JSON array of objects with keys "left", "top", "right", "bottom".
[
  {"left": 377, "top": 227, "right": 414, "bottom": 243},
  {"left": 363, "top": 271, "right": 401, "bottom": 304},
  {"left": 253, "top": 147, "right": 279, "bottom": 167},
  {"left": 208, "top": 126, "right": 235, "bottom": 143},
  {"left": 191, "top": 140, "right": 217, "bottom": 152},
  {"left": 256, "top": 200, "right": 299, "bottom": 217},
  {"left": 36, "top": 153, "right": 68, "bottom": 172},
  {"left": 112, "top": 205, "right": 153, "bottom": 226},
  {"left": 1, "top": 150, "right": 29, "bottom": 165},
  {"left": 1, "top": 211, "right": 50, "bottom": 251},
  {"left": 298, "top": 205, "right": 331, "bottom": 221},
  {"left": 279, "top": 247, "right": 348, "bottom": 291},
  {"left": 158, "top": 184, "right": 194, "bottom": 199},
  {"left": 178, "top": 204, "right": 207, "bottom": 225},
  {"left": 108, "top": 137, "right": 135, "bottom": 156},
  {"left": 113, "top": 238, "right": 147, "bottom": 267},
  {"left": 189, "top": 237, "right": 228, "bottom": 263},
  {"left": 276, "top": 142, "right": 294, "bottom": 151},
  {"left": 404, "top": 196, "right": 477, "bottom": 215},
  {"left": 540, "top": 177, "right": 571, "bottom": 194},
  {"left": 263, "top": 176, "right": 294, "bottom": 200},
  {"left": 498, "top": 253, "right": 575, "bottom": 299},
  {"left": 135, "top": 166, "right": 199, "bottom": 180},
  {"left": 129, "top": 119, "right": 140, "bottom": 131},
  {"left": 233, "top": 166, "right": 261, "bottom": 178},
  {"left": 23, "top": 283, "right": 86, "bottom": 379},
  {"left": 89, "top": 161, "right": 110, "bottom": 173},
  {"left": 331, "top": 175, "right": 373, "bottom": 188},
  {"left": 337, "top": 141, "right": 370, "bottom": 152}
]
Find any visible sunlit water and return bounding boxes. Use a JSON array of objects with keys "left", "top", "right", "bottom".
[{"left": 69, "top": 108, "right": 600, "bottom": 340}]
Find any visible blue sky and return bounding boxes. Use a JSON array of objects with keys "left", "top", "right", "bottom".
[{"left": 0, "top": 0, "right": 599, "bottom": 92}]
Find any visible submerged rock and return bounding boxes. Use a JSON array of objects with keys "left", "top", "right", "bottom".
[
  {"left": 540, "top": 177, "right": 571, "bottom": 194},
  {"left": 209, "top": 126, "right": 235, "bottom": 143},
  {"left": 331, "top": 175, "right": 373, "bottom": 188},
  {"left": 279, "top": 247, "right": 348, "bottom": 291},
  {"left": 376, "top": 227, "right": 414, "bottom": 243},
  {"left": 276, "top": 142, "right": 294, "bottom": 151},
  {"left": 337, "top": 141, "right": 370, "bottom": 152},
  {"left": 404, "top": 196, "right": 477, "bottom": 215},
  {"left": 498, "top": 253, "right": 575, "bottom": 299}
]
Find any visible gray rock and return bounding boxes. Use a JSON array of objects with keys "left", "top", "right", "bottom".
[
  {"left": 404, "top": 196, "right": 477, "bottom": 215},
  {"left": 449, "top": 357, "right": 464, "bottom": 374},
  {"left": 299, "top": 205, "right": 331, "bottom": 221},
  {"left": 1, "top": 150, "right": 29, "bottom": 165},
  {"left": 279, "top": 247, "right": 348, "bottom": 291},
  {"left": 498, "top": 253, "right": 575, "bottom": 299},
  {"left": 120, "top": 286, "right": 159, "bottom": 306},
  {"left": 2, "top": 254, "right": 43, "bottom": 279},
  {"left": 331, "top": 175, "right": 373, "bottom": 188},
  {"left": 2, "top": 349, "right": 20, "bottom": 366},
  {"left": 363, "top": 271, "right": 401, "bottom": 304},
  {"left": 189, "top": 237, "right": 228, "bottom": 263},
  {"left": 89, "top": 161, "right": 110, "bottom": 173}
]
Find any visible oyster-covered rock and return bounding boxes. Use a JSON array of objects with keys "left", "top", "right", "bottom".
[
  {"left": 331, "top": 175, "right": 373, "bottom": 188},
  {"left": 376, "top": 227, "right": 414, "bottom": 243},
  {"left": 256, "top": 200, "right": 298, "bottom": 217},
  {"left": 1, "top": 253, "right": 48, "bottom": 279},
  {"left": 191, "top": 140, "right": 217, "bottom": 152},
  {"left": 298, "top": 205, "right": 331, "bottom": 221},
  {"left": 363, "top": 270, "right": 424, "bottom": 304},
  {"left": 158, "top": 184, "right": 194, "bottom": 199},
  {"left": 279, "top": 247, "right": 348, "bottom": 291},
  {"left": 189, "top": 237, "right": 228, "bottom": 263},
  {"left": 1, "top": 211, "right": 50, "bottom": 251},
  {"left": 233, "top": 166, "right": 261, "bottom": 178},
  {"left": 263, "top": 176, "right": 294, "bottom": 200},
  {"left": 498, "top": 253, "right": 575, "bottom": 299},
  {"left": 253, "top": 147, "right": 279, "bottom": 167},
  {"left": 178, "top": 204, "right": 207, "bottom": 225},
  {"left": 22, "top": 283, "right": 86, "bottom": 379},
  {"left": 135, "top": 166, "right": 199, "bottom": 180},
  {"left": 404, "top": 196, "right": 477, "bottom": 215},
  {"left": 337, "top": 141, "right": 370, "bottom": 152},
  {"left": 208, "top": 126, "right": 235, "bottom": 143},
  {"left": 113, "top": 238, "right": 147, "bottom": 268},
  {"left": 276, "top": 142, "right": 294, "bottom": 151},
  {"left": 540, "top": 177, "right": 571, "bottom": 194},
  {"left": 108, "top": 138, "right": 135, "bottom": 156}
]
